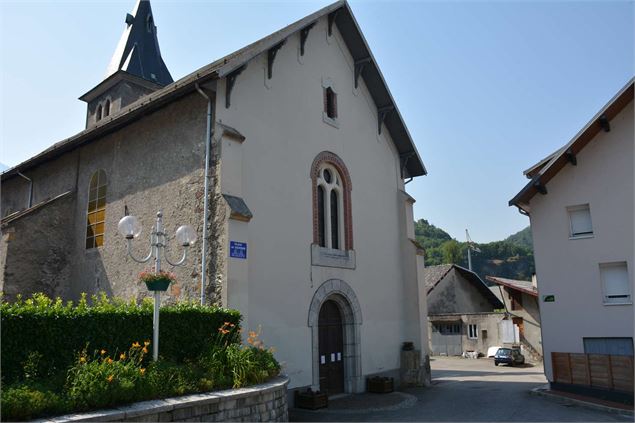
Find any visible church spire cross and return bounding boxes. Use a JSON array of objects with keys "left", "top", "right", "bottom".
[{"left": 105, "top": 0, "right": 173, "bottom": 86}]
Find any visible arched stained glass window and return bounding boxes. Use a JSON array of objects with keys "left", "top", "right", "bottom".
[{"left": 86, "top": 170, "right": 107, "bottom": 249}]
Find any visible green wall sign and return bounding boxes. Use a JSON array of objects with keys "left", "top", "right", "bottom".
[{"left": 543, "top": 295, "right": 555, "bottom": 303}]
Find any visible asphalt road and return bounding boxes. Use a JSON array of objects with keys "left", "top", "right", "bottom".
[{"left": 290, "top": 357, "right": 632, "bottom": 422}]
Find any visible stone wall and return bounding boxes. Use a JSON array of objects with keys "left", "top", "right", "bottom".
[
  {"left": 1, "top": 93, "right": 210, "bottom": 304},
  {"left": 47, "top": 376, "right": 289, "bottom": 423},
  {"left": 1, "top": 192, "right": 76, "bottom": 299}
]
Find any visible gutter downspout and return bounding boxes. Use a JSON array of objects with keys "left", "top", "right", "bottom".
[
  {"left": 195, "top": 83, "right": 214, "bottom": 306},
  {"left": 17, "top": 172, "right": 33, "bottom": 208}
]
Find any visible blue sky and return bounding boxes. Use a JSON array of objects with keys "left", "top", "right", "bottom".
[{"left": 1, "top": 0, "right": 633, "bottom": 242}]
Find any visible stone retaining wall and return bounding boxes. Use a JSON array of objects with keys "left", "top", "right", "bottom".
[{"left": 41, "top": 376, "right": 289, "bottom": 422}]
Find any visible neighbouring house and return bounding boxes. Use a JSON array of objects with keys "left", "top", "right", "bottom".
[
  {"left": 425, "top": 264, "right": 511, "bottom": 357},
  {"left": 487, "top": 275, "right": 542, "bottom": 360},
  {"left": 510, "top": 79, "right": 634, "bottom": 400},
  {"left": 0, "top": 0, "right": 431, "bottom": 397}
]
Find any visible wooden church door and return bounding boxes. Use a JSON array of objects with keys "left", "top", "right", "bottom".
[{"left": 318, "top": 300, "right": 344, "bottom": 395}]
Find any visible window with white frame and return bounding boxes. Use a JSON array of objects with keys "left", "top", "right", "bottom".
[
  {"left": 316, "top": 165, "right": 344, "bottom": 250},
  {"left": 600, "top": 262, "right": 631, "bottom": 305},
  {"left": 568, "top": 204, "right": 593, "bottom": 238},
  {"left": 468, "top": 324, "right": 478, "bottom": 339}
]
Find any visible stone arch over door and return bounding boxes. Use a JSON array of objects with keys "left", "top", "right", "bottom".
[{"left": 308, "top": 279, "right": 363, "bottom": 393}]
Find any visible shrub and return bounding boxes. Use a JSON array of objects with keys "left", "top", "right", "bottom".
[
  {"left": 1, "top": 293, "right": 241, "bottom": 384},
  {"left": 0, "top": 385, "right": 66, "bottom": 421}
]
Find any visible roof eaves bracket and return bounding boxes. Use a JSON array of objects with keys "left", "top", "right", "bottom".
[
  {"left": 354, "top": 57, "right": 371, "bottom": 89},
  {"left": 300, "top": 23, "right": 316, "bottom": 56},
  {"left": 565, "top": 148, "right": 577, "bottom": 166},
  {"left": 378, "top": 105, "right": 394, "bottom": 134},
  {"left": 599, "top": 115, "right": 610, "bottom": 132},
  {"left": 267, "top": 40, "right": 286, "bottom": 80},
  {"left": 328, "top": 10, "right": 341, "bottom": 37},
  {"left": 225, "top": 65, "right": 246, "bottom": 109},
  {"left": 533, "top": 179, "right": 547, "bottom": 195},
  {"left": 400, "top": 151, "right": 415, "bottom": 178}
]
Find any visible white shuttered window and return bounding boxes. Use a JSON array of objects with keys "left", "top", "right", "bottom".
[
  {"left": 600, "top": 262, "right": 631, "bottom": 305},
  {"left": 568, "top": 204, "right": 593, "bottom": 237}
]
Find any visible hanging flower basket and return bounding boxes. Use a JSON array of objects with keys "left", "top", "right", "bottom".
[{"left": 139, "top": 271, "right": 176, "bottom": 292}]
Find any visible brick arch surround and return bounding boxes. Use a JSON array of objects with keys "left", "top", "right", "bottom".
[
  {"left": 310, "top": 151, "right": 353, "bottom": 250},
  {"left": 308, "top": 279, "right": 363, "bottom": 393}
]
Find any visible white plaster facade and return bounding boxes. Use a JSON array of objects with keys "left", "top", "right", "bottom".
[
  {"left": 214, "top": 14, "right": 429, "bottom": 391},
  {"left": 513, "top": 86, "right": 634, "bottom": 382}
]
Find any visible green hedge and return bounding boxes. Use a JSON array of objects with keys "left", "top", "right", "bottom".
[{"left": 1, "top": 293, "right": 241, "bottom": 384}]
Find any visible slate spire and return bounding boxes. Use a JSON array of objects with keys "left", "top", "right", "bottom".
[{"left": 105, "top": 0, "right": 173, "bottom": 86}]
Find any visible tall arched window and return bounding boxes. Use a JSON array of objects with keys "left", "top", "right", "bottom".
[
  {"left": 104, "top": 100, "right": 111, "bottom": 117},
  {"left": 312, "top": 152, "right": 352, "bottom": 250},
  {"left": 96, "top": 105, "right": 103, "bottom": 122},
  {"left": 86, "top": 170, "right": 107, "bottom": 249}
]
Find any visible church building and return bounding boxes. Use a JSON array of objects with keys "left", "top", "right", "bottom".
[{"left": 1, "top": 0, "right": 430, "bottom": 394}]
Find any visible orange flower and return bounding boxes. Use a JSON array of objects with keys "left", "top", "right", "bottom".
[
  {"left": 106, "top": 375, "right": 114, "bottom": 383},
  {"left": 119, "top": 353, "right": 126, "bottom": 360},
  {"left": 106, "top": 358, "right": 113, "bottom": 364},
  {"left": 247, "top": 338, "right": 254, "bottom": 345},
  {"left": 132, "top": 342, "right": 141, "bottom": 348},
  {"left": 224, "top": 321, "right": 231, "bottom": 326},
  {"left": 144, "top": 340, "right": 150, "bottom": 346},
  {"left": 140, "top": 368, "right": 146, "bottom": 375},
  {"left": 79, "top": 356, "right": 87, "bottom": 363},
  {"left": 248, "top": 331, "right": 257, "bottom": 338},
  {"left": 100, "top": 349, "right": 107, "bottom": 355},
  {"left": 142, "top": 347, "right": 148, "bottom": 354}
]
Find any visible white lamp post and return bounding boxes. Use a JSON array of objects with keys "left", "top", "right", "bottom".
[{"left": 118, "top": 211, "right": 196, "bottom": 361}]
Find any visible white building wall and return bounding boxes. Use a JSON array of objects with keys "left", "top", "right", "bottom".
[
  {"left": 528, "top": 101, "right": 634, "bottom": 382},
  {"left": 214, "top": 16, "right": 426, "bottom": 390}
]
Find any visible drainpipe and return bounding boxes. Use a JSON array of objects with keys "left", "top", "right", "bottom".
[
  {"left": 17, "top": 172, "right": 33, "bottom": 208},
  {"left": 195, "top": 83, "right": 214, "bottom": 306}
]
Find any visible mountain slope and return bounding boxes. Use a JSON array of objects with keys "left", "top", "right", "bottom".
[{"left": 414, "top": 220, "right": 535, "bottom": 282}]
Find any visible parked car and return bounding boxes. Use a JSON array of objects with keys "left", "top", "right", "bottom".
[{"left": 494, "top": 348, "right": 525, "bottom": 366}]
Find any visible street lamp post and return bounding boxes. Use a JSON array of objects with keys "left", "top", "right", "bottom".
[{"left": 118, "top": 211, "right": 196, "bottom": 361}]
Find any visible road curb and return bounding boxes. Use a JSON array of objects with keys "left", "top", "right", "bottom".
[{"left": 530, "top": 385, "right": 633, "bottom": 417}]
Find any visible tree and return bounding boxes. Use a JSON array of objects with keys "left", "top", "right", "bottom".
[{"left": 442, "top": 240, "right": 462, "bottom": 265}]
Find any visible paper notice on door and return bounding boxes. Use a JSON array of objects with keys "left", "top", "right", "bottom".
[
  {"left": 320, "top": 355, "right": 326, "bottom": 364},
  {"left": 337, "top": 352, "right": 341, "bottom": 361},
  {"left": 331, "top": 353, "right": 336, "bottom": 362}
]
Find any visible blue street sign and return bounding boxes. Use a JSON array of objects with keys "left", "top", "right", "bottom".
[{"left": 229, "top": 241, "right": 247, "bottom": 259}]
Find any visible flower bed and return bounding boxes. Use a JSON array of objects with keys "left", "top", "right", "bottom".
[{"left": 0, "top": 293, "right": 280, "bottom": 421}]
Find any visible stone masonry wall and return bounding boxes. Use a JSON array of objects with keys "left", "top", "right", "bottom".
[{"left": 47, "top": 377, "right": 289, "bottom": 423}]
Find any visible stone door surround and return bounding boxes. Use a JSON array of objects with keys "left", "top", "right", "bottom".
[{"left": 308, "top": 279, "right": 363, "bottom": 393}]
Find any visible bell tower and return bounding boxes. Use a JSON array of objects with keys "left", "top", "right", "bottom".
[{"left": 79, "top": 0, "right": 173, "bottom": 128}]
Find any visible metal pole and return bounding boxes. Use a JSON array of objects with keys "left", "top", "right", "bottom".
[
  {"left": 467, "top": 247, "right": 472, "bottom": 271},
  {"left": 195, "top": 84, "right": 213, "bottom": 306},
  {"left": 153, "top": 211, "right": 163, "bottom": 362}
]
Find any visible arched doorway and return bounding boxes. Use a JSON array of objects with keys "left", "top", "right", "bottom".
[
  {"left": 318, "top": 300, "right": 344, "bottom": 394},
  {"left": 308, "top": 279, "right": 363, "bottom": 393}
]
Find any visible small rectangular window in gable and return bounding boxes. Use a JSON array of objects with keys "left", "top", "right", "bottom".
[
  {"left": 568, "top": 204, "right": 593, "bottom": 238},
  {"left": 324, "top": 87, "right": 337, "bottom": 119},
  {"left": 600, "top": 262, "right": 632, "bottom": 305}
]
